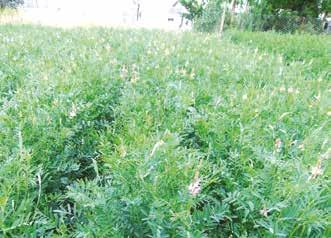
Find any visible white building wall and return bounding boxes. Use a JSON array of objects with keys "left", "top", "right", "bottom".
[{"left": 22, "top": 0, "right": 191, "bottom": 30}]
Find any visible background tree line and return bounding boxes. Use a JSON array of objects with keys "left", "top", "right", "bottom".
[
  {"left": 180, "top": 0, "right": 331, "bottom": 33},
  {"left": 0, "top": 0, "right": 23, "bottom": 9},
  {"left": 1, "top": 0, "right": 330, "bottom": 32}
]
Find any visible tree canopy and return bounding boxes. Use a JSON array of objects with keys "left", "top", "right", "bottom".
[
  {"left": 179, "top": 0, "right": 206, "bottom": 20},
  {"left": 250, "top": 0, "right": 331, "bottom": 17},
  {"left": 0, "top": 0, "right": 24, "bottom": 9}
]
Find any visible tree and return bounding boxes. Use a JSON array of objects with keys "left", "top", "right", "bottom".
[
  {"left": 269, "top": 0, "right": 319, "bottom": 17},
  {"left": 249, "top": 0, "right": 331, "bottom": 17},
  {"left": 321, "top": 0, "right": 331, "bottom": 14},
  {"left": 0, "top": 0, "right": 24, "bottom": 9},
  {"left": 179, "top": 0, "right": 207, "bottom": 20},
  {"left": 181, "top": 0, "right": 330, "bottom": 32}
]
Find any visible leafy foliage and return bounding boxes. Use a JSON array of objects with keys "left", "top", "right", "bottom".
[
  {"left": 244, "top": 0, "right": 330, "bottom": 32},
  {"left": 193, "top": 0, "right": 224, "bottom": 32},
  {"left": 179, "top": 0, "right": 207, "bottom": 20},
  {"left": 183, "top": 0, "right": 329, "bottom": 33},
  {"left": 0, "top": 0, "right": 23, "bottom": 9},
  {"left": 266, "top": 0, "right": 321, "bottom": 17},
  {"left": 321, "top": 0, "right": 331, "bottom": 12},
  {"left": 0, "top": 25, "right": 330, "bottom": 237},
  {"left": 227, "top": 30, "right": 331, "bottom": 75}
]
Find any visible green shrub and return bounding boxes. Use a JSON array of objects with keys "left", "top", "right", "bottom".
[
  {"left": 194, "top": 0, "right": 223, "bottom": 32},
  {"left": 191, "top": 1, "right": 326, "bottom": 34},
  {"left": 192, "top": 0, "right": 235, "bottom": 33}
]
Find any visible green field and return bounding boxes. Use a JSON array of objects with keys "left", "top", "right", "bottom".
[{"left": 0, "top": 25, "right": 330, "bottom": 237}]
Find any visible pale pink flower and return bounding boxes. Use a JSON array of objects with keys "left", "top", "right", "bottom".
[
  {"left": 275, "top": 138, "right": 282, "bottom": 153},
  {"left": 150, "top": 140, "right": 165, "bottom": 157},
  {"left": 188, "top": 177, "right": 201, "bottom": 196},
  {"left": 118, "top": 144, "right": 127, "bottom": 158},
  {"left": 308, "top": 160, "right": 323, "bottom": 180},
  {"left": 120, "top": 66, "right": 128, "bottom": 80}
]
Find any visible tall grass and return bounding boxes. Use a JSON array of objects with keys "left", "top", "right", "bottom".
[{"left": 0, "top": 25, "right": 330, "bottom": 237}]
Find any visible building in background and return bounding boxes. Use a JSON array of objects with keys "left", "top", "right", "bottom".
[{"left": 22, "top": 0, "right": 191, "bottom": 29}]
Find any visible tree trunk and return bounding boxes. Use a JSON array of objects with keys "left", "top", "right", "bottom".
[
  {"left": 230, "top": 0, "right": 236, "bottom": 26},
  {"left": 219, "top": 3, "right": 227, "bottom": 37}
]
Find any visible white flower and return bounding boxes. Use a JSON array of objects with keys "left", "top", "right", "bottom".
[
  {"left": 314, "top": 93, "right": 321, "bottom": 101},
  {"left": 69, "top": 104, "right": 77, "bottom": 119},
  {"left": 260, "top": 207, "right": 269, "bottom": 217},
  {"left": 291, "top": 140, "right": 298, "bottom": 146},
  {"left": 287, "top": 87, "right": 294, "bottom": 93}
]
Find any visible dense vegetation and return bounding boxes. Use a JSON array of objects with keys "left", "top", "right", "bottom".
[
  {"left": 180, "top": 0, "right": 331, "bottom": 33},
  {"left": 0, "top": 25, "right": 330, "bottom": 237},
  {"left": 227, "top": 30, "right": 331, "bottom": 74},
  {"left": 0, "top": 0, "right": 23, "bottom": 9}
]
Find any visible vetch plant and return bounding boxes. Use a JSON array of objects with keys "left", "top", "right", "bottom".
[{"left": 0, "top": 25, "right": 329, "bottom": 237}]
